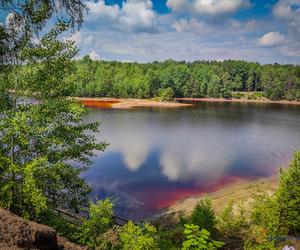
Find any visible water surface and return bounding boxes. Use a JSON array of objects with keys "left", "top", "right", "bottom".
[{"left": 83, "top": 102, "right": 300, "bottom": 220}]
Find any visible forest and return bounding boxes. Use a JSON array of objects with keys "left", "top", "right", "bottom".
[{"left": 74, "top": 56, "right": 300, "bottom": 101}]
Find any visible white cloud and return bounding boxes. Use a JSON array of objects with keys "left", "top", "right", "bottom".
[
  {"left": 172, "top": 18, "right": 205, "bottom": 33},
  {"left": 5, "top": 12, "right": 24, "bottom": 32},
  {"left": 89, "top": 50, "right": 101, "bottom": 60},
  {"left": 68, "top": 31, "right": 82, "bottom": 45},
  {"left": 194, "top": 0, "right": 250, "bottom": 16},
  {"left": 85, "top": 0, "right": 157, "bottom": 32},
  {"left": 279, "top": 43, "right": 300, "bottom": 57},
  {"left": 258, "top": 31, "right": 285, "bottom": 47},
  {"left": 5, "top": 12, "right": 15, "bottom": 26},
  {"left": 73, "top": 2, "right": 300, "bottom": 64},
  {"left": 167, "top": 0, "right": 250, "bottom": 16},
  {"left": 230, "top": 19, "right": 241, "bottom": 28},
  {"left": 230, "top": 19, "right": 256, "bottom": 29},
  {"left": 120, "top": 0, "right": 156, "bottom": 32},
  {"left": 166, "top": 0, "right": 191, "bottom": 12},
  {"left": 86, "top": 0, "right": 120, "bottom": 22},
  {"left": 273, "top": 0, "right": 300, "bottom": 26}
]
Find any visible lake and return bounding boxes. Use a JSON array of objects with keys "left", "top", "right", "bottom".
[{"left": 83, "top": 102, "right": 300, "bottom": 220}]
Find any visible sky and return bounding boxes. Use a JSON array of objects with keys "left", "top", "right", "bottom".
[
  {"left": 2, "top": 0, "right": 300, "bottom": 64},
  {"left": 65, "top": 0, "right": 300, "bottom": 64}
]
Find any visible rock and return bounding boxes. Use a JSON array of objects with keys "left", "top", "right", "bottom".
[{"left": 0, "top": 208, "right": 87, "bottom": 250}]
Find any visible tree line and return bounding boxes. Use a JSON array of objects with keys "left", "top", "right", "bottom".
[{"left": 74, "top": 56, "right": 300, "bottom": 101}]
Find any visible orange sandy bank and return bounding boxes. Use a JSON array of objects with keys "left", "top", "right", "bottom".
[
  {"left": 75, "top": 97, "right": 193, "bottom": 109},
  {"left": 176, "top": 97, "right": 300, "bottom": 105}
]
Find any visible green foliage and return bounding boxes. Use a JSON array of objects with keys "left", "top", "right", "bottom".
[
  {"left": 158, "top": 87, "right": 175, "bottom": 101},
  {"left": 41, "top": 210, "right": 81, "bottom": 243},
  {"left": 80, "top": 199, "right": 114, "bottom": 248},
  {"left": 191, "top": 198, "right": 216, "bottom": 233},
  {"left": 118, "top": 221, "right": 158, "bottom": 250},
  {"left": 217, "top": 201, "right": 248, "bottom": 238},
  {"left": 182, "top": 224, "right": 224, "bottom": 250},
  {"left": 239, "top": 151, "right": 300, "bottom": 249},
  {"left": 156, "top": 225, "right": 183, "bottom": 250},
  {"left": 244, "top": 239, "right": 277, "bottom": 250},
  {"left": 72, "top": 59, "right": 300, "bottom": 101},
  {"left": 0, "top": 0, "right": 106, "bottom": 223},
  {"left": 22, "top": 158, "right": 48, "bottom": 217},
  {"left": 250, "top": 191, "right": 280, "bottom": 237},
  {"left": 276, "top": 151, "right": 300, "bottom": 235}
]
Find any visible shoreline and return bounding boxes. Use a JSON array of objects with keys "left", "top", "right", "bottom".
[
  {"left": 176, "top": 97, "right": 300, "bottom": 105},
  {"left": 75, "top": 97, "right": 300, "bottom": 109},
  {"left": 75, "top": 97, "right": 193, "bottom": 109},
  {"left": 161, "top": 175, "right": 279, "bottom": 218}
]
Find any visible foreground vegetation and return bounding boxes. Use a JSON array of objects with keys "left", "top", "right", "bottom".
[
  {"left": 20, "top": 150, "right": 297, "bottom": 249},
  {"left": 43, "top": 151, "right": 300, "bottom": 250},
  {"left": 73, "top": 56, "right": 300, "bottom": 101}
]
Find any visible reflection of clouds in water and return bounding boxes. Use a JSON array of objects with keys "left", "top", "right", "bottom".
[
  {"left": 102, "top": 117, "right": 236, "bottom": 180},
  {"left": 87, "top": 107, "right": 299, "bottom": 183},
  {"left": 98, "top": 114, "right": 157, "bottom": 171},
  {"left": 121, "top": 140, "right": 150, "bottom": 171},
  {"left": 160, "top": 152, "right": 182, "bottom": 180},
  {"left": 160, "top": 132, "right": 235, "bottom": 182}
]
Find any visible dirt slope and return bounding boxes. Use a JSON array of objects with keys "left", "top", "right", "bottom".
[{"left": 0, "top": 208, "right": 87, "bottom": 250}]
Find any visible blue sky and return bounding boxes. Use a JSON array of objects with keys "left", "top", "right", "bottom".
[{"left": 2, "top": 0, "right": 300, "bottom": 64}]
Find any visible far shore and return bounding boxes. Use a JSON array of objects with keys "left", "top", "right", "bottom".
[
  {"left": 75, "top": 97, "right": 193, "bottom": 109},
  {"left": 75, "top": 97, "right": 300, "bottom": 109},
  {"left": 176, "top": 97, "right": 300, "bottom": 105}
]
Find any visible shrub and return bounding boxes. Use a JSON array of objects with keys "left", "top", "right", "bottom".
[
  {"left": 118, "top": 221, "right": 158, "bottom": 250},
  {"left": 79, "top": 199, "right": 114, "bottom": 248},
  {"left": 217, "top": 200, "right": 248, "bottom": 238},
  {"left": 158, "top": 87, "right": 174, "bottom": 101},
  {"left": 182, "top": 224, "right": 224, "bottom": 250},
  {"left": 191, "top": 198, "right": 216, "bottom": 233},
  {"left": 232, "top": 92, "right": 242, "bottom": 99}
]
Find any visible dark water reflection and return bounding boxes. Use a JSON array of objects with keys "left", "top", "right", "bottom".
[{"left": 83, "top": 102, "right": 300, "bottom": 220}]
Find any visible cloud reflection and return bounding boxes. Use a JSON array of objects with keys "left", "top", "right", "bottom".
[{"left": 87, "top": 106, "right": 299, "bottom": 185}]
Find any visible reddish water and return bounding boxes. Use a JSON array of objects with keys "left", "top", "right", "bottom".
[{"left": 80, "top": 100, "right": 120, "bottom": 108}]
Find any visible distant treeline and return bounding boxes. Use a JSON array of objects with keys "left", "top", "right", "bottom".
[{"left": 74, "top": 56, "right": 300, "bottom": 101}]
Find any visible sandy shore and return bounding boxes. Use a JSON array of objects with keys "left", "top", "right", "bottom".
[
  {"left": 176, "top": 97, "right": 300, "bottom": 105},
  {"left": 163, "top": 175, "right": 278, "bottom": 217},
  {"left": 75, "top": 97, "right": 193, "bottom": 109},
  {"left": 76, "top": 97, "right": 300, "bottom": 109}
]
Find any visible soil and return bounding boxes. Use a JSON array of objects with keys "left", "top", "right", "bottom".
[{"left": 0, "top": 208, "right": 87, "bottom": 250}]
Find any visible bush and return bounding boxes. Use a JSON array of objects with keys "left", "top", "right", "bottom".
[
  {"left": 232, "top": 92, "right": 243, "bottom": 99},
  {"left": 118, "top": 221, "right": 158, "bottom": 250},
  {"left": 182, "top": 224, "right": 224, "bottom": 250},
  {"left": 217, "top": 201, "right": 248, "bottom": 238},
  {"left": 245, "top": 189, "right": 280, "bottom": 249},
  {"left": 79, "top": 199, "right": 114, "bottom": 248},
  {"left": 191, "top": 198, "right": 216, "bottom": 233},
  {"left": 158, "top": 87, "right": 174, "bottom": 101}
]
